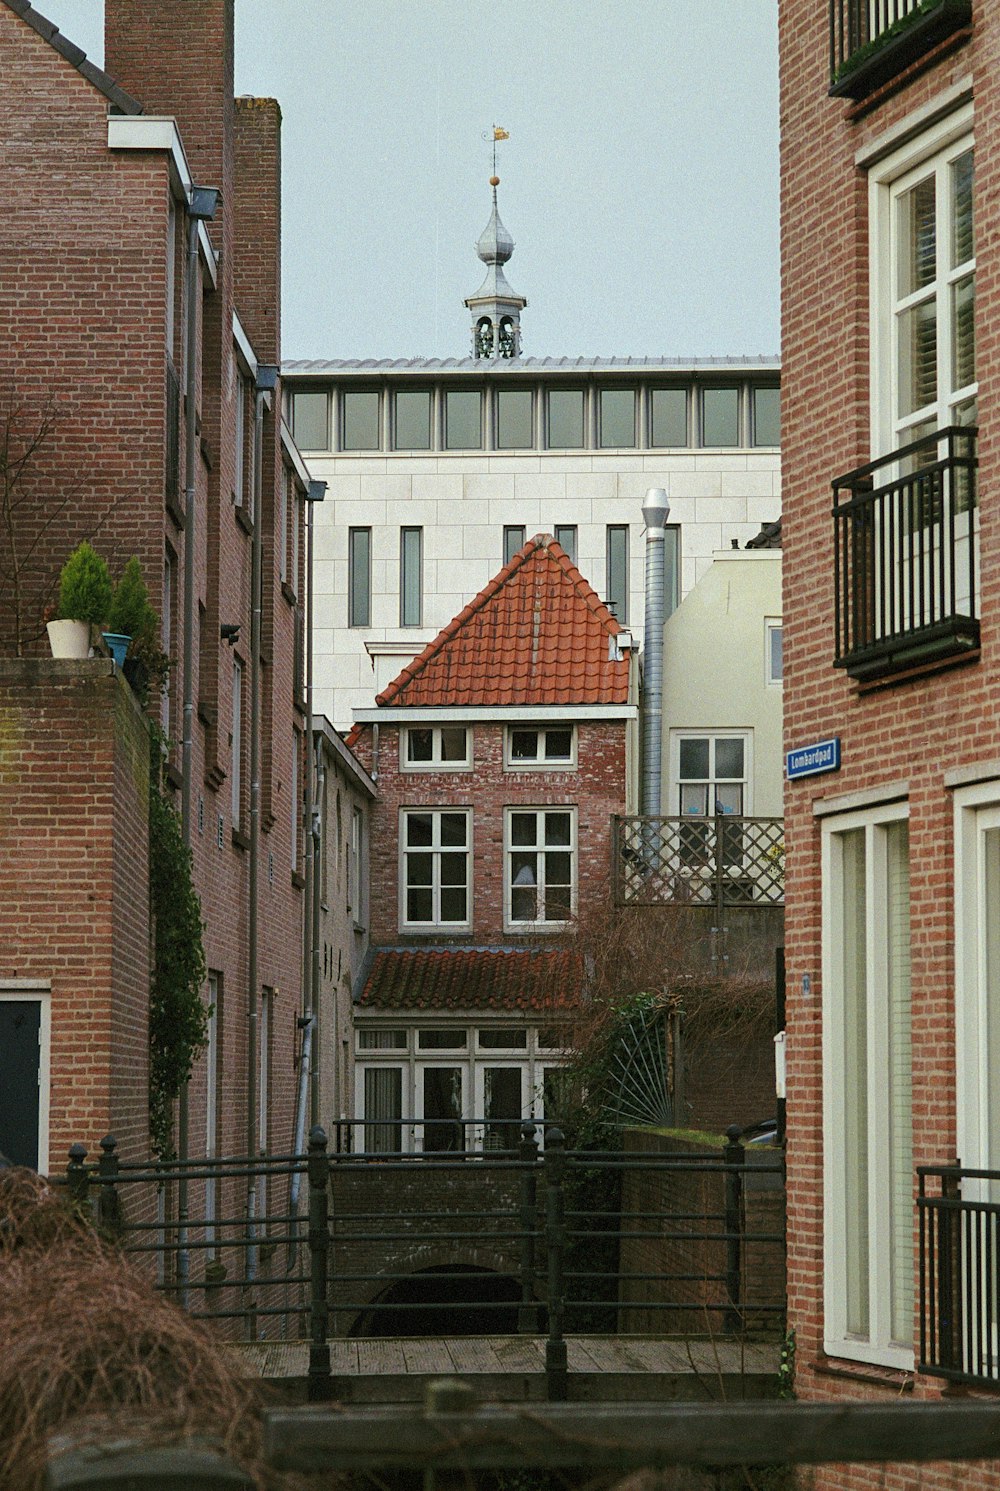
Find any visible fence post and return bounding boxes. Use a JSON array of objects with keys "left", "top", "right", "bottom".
[
  {"left": 307, "top": 1125, "right": 332, "bottom": 1403},
  {"left": 938, "top": 1163, "right": 962, "bottom": 1373},
  {"left": 97, "top": 1134, "right": 124, "bottom": 1240},
  {"left": 66, "top": 1144, "right": 89, "bottom": 1213},
  {"left": 723, "top": 1125, "right": 744, "bottom": 1335},
  {"left": 543, "top": 1127, "right": 568, "bottom": 1401},
  {"left": 518, "top": 1122, "right": 539, "bottom": 1334}
]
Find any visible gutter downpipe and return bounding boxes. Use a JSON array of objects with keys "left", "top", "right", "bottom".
[
  {"left": 247, "top": 363, "right": 279, "bottom": 1298},
  {"left": 177, "top": 186, "right": 219, "bottom": 1307},
  {"left": 640, "top": 488, "right": 670, "bottom": 819},
  {"left": 289, "top": 478, "right": 326, "bottom": 1228}
]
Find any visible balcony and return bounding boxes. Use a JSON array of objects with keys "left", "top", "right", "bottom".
[
  {"left": 612, "top": 815, "right": 784, "bottom": 909},
  {"left": 918, "top": 1165, "right": 1000, "bottom": 1388},
  {"left": 833, "top": 426, "right": 978, "bottom": 683},
  {"left": 830, "top": 0, "right": 972, "bottom": 100}
]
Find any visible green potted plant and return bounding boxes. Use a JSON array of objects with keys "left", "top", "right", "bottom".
[
  {"left": 105, "top": 556, "right": 154, "bottom": 669},
  {"left": 46, "top": 541, "right": 113, "bottom": 659}
]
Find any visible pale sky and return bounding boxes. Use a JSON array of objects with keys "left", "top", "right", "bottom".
[{"left": 34, "top": 1, "right": 780, "bottom": 363}]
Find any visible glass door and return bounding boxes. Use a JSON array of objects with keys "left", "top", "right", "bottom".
[
  {"left": 416, "top": 1064, "right": 465, "bottom": 1154},
  {"left": 475, "top": 1065, "right": 524, "bottom": 1153}
]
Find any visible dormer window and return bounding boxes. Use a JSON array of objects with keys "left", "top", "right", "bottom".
[
  {"left": 506, "top": 726, "right": 575, "bottom": 769},
  {"left": 402, "top": 726, "right": 471, "bottom": 771}
]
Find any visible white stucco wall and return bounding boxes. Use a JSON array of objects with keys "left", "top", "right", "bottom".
[
  {"left": 660, "top": 549, "right": 783, "bottom": 817},
  {"left": 306, "top": 450, "right": 781, "bottom": 727}
]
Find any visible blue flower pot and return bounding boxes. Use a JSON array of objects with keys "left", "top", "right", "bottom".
[{"left": 102, "top": 632, "right": 130, "bottom": 668}]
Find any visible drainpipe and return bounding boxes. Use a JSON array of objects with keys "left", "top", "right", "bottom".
[
  {"left": 246, "top": 363, "right": 279, "bottom": 1290},
  {"left": 176, "top": 185, "right": 219, "bottom": 1304},
  {"left": 640, "top": 488, "right": 670, "bottom": 818}
]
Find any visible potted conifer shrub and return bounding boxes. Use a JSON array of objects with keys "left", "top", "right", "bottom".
[
  {"left": 46, "top": 541, "right": 113, "bottom": 659},
  {"left": 105, "top": 556, "right": 153, "bottom": 669}
]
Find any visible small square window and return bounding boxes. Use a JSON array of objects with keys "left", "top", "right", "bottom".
[
  {"left": 418, "top": 1029, "right": 467, "bottom": 1050},
  {"left": 402, "top": 726, "right": 471, "bottom": 770},
  {"left": 504, "top": 525, "right": 526, "bottom": 564},
  {"left": 507, "top": 726, "right": 575, "bottom": 769},
  {"left": 358, "top": 1029, "right": 407, "bottom": 1050},
  {"left": 554, "top": 525, "right": 577, "bottom": 563},
  {"left": 478, "top": 1028, "right": 528, "bottom": 1050}
]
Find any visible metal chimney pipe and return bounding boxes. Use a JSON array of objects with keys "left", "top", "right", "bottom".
[{"left": 641, "top": 488, "right": 670, "bottom": 817}]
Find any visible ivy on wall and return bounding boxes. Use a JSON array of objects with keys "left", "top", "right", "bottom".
[{"left": 148, "top": 731, "right": 208, "bottom": 1160}]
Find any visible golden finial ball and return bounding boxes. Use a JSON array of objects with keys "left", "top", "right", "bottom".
[{"left": 490, "top": 175, "right": 500, "bottom": 187}]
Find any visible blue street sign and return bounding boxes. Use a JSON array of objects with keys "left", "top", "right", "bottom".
[{"left": 786, "top": 737, "right": 841, "bottom": 780}]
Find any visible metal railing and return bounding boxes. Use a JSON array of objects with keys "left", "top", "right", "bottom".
[
  {"left": 833, "top": 426, "right": 978, "bottom": 681},
  {"left": 918, "top": 1163, "right": 1000, "bottom": 1387},
  {"left": 613, "top": 814, "right": 784, "bottom": 908},
  {"left": 830, "top": 0, "right": 971, "bottom": 95},
  {"left": 57, "top": 1124, "right": 784, "bottom": 1403}
]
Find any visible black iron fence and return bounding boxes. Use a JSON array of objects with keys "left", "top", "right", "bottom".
[
  {"left": 918, "top": 1162, "right": 1000, "bottom": 1387},
  {"left": 613, "top": 814, "right": 784, "bottom": 908},
  {"left": 832, "top": 426, "right": 978, "bottom": 681},
  {"left": 830, "top": 0, "right": 972, "bottom": 96},
  {"left": 58, "top": 1125, "right": 784, "bottom": 1403}
]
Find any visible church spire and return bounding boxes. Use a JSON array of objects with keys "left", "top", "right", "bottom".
[{"left": 464, "top": 175, "right": 527, "bottom": 359}]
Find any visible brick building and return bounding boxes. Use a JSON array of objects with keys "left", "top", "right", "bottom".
[
  {"left": 779, "top": 0, "right": 1000, "bottom": 1482},
  {"left": 0, "top": 0, "right": 311, "bottom": 1187},
  {"left": 344, "top": 533, "right": 637, "bottom": 1150}
]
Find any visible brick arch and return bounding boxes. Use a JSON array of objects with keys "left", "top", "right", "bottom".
[{"left": 340, "top": 1246, "right": 532, "bottom": 1338}]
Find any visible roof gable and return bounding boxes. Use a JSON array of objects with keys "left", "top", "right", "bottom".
[
  {"left": 377, "top": 534, "right": 630, "bottom": 709},
  {"left": 4, "top": 1, "right": 142, "bottom": 114}
]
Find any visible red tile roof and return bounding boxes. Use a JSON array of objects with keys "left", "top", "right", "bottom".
[
  {"left": 358, "top": 947, "right": 584, "bottom": 1013},
  {"left": 375, "top": 534, "right": 630, "bottom": 708}
]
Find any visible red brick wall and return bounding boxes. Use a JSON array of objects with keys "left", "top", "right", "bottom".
[
  {"left": 1, "top": 4, "right": 306, "bottom": 1180},
  {"left": 780, "top": 1, "right": 1000, "bottom": 1482},
  {"left": 352, "top": 719, "right": 627, "bottom": 946},
  {"left": 0, "top": 661, "right": 150, "bottom": 1167}
]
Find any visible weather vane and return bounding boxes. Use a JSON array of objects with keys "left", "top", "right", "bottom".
[{"left": 481, "top": 123, "right": 509, "bottom": 181}]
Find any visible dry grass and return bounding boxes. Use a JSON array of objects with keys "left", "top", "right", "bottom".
[{"left": 0, "top": 1167, "right": 269, "bottom": 1490}]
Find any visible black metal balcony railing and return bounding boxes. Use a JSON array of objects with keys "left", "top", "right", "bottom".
[
  {"left": 833, "top": 426, "right": 978, "bottom": 682},
  {"left": 613, "top": 815, "right": 784, "bottom": 909},
  {"left": 830, "top": 0, "right": 972, "bottom": 99},
  {"left": 918, "top": 1164, "right": 1000, "bottom": 1388}
]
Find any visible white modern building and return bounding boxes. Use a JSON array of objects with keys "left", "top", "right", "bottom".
[{"left": 284, "top": 183, "right": 781, "bottom": 727}]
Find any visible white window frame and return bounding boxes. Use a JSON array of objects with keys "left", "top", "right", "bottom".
[
  {"left": 869, "top": 106, "right": 975, "bottom": 459},
  {"left": 670, "top": 731, "right": 752, "bottom": 817},
  {"left": 505, "top": 807, "right": 577, "bottom": 930},
  {"left": 0, "top": 982, "right": 51, "bottom": 1172},
  {"left": 953, "top": 779, "right": 1000, "bottom": 1180},
  {"left": 505, "top": 725, "right": 577, "bottom": 771},
  {"left": 400, "top": 725, "right": 472, "bottom": 772},
  {"left": 821, "top": 798, "right": 914, "bottom": 1370},
  {"left": 399, "top": 807, "right": 472, "bottom": 931}
]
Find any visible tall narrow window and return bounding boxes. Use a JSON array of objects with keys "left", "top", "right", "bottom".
[
  {"left": 496, "top": 388, "right": 533, "bottom": 448},
  {"left": 444, "top": 390, "right": 482, "bottom": 449},
  {"left": 401, "top": 809, "right": 471, "bottom": 928},
  {"left": 554, "top": 525, "right": 577, "bottom": 563},
  {"left": 290, "top": 480, "right": 302, "bottom": 599},
  {"left": 651, "top": 387, "right": 688, "bottom": 447},
  {"left": 348, "top": 527, "right": 371, "bottom": 627},
  {"left": 506, "top": 808, "right": 575, "bottom": 926},
  {"left": 504, "top": 525, "right": 526, "bottom": 564},
  {"left": 400, "top": 526, "right": 423, "bottom": 626},
  {"left": 166, "top": 196, "right": 177, "bottom": 363},
  {"left": 664, "top": 525, "right": 680, "bottom": 617},
  {"left": 290, "top": 390, "right": 330, "bottom": 451},
  {"left": 342, "top": 390, "right": 380, "bottom": 450},
  {"left": 599, "top": 388, "right": 636, "bottom": 448},
  {"left": 278, "top": 466, "right": 289, "bottom": 585},
  {"left": 162, "top": 549, "right": 175, "bottom": 739},
  {"left": 394, "top": 389, "right": 432, "bottom": 450},
  {"left": 753, "top": 386, "right": 781, "bottom": 447},
  {"left": 233, "top": 368, "right": 248, "bottom": 507},
  {"left": 231, "top": 658, "right": 243, "bottom": 830},
  {"left": 822, "top": 805, "right": 912, "bottom": 1368},
  {"left": 702, "top": 386, "right": 740, "bottom": 446},
  {"left": 606, "top": 525, "right": 629, "bottom": 623},
  {"left": 291, "top": 727, "right": 301, "bottom": 875},
  {"left": 547, "top": 389, "right": 584, "bottom": 449}
]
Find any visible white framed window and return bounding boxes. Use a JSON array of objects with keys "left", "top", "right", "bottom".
[
  {"left": 822, "top": 801, "right": 913, "bottom": 1369},
  {"left": 506, "top": 808, "right": 576, "bottom": 927},
  {"left": 0, "top": 982, "right": 51, "bottom": 1171},
  {"left": 400, "top": 808, "right": 471, "bottom": 929},
  {"left": 348, "top": 804, "right": 366, "bottom": 926},
  {"left": 953, "top": 781, "right": 1000, "bottom": 1185},
  {"left": 766, "top": 621, "right": 783, "bottom": 684},
  {"left": 401, "top": 726, "right": 471, "bottom": 771},
  {"left": 671, "top": 732, "right": 750, "bottom": 816},
  {"left": 870, "top": 109, "right": 975, "bottom": 458},
  {"left": 505, "top": 725, "right": 576, "bottom": 770}
]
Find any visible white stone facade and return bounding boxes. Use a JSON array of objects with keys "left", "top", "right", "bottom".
[{"left": 284, "top": 360, "right": 781, "bottom": 728}]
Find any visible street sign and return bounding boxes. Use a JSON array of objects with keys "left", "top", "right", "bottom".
[{"left": 786, "top": 737, "right": 841, "bottom": 780}]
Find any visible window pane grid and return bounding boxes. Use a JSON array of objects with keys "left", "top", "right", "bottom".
[
  {"left": 403, "top": 810, "right": 470, "bottom": 926},
  {"left": 508, "top": 810, "right": 574, "bottom": 924}
]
